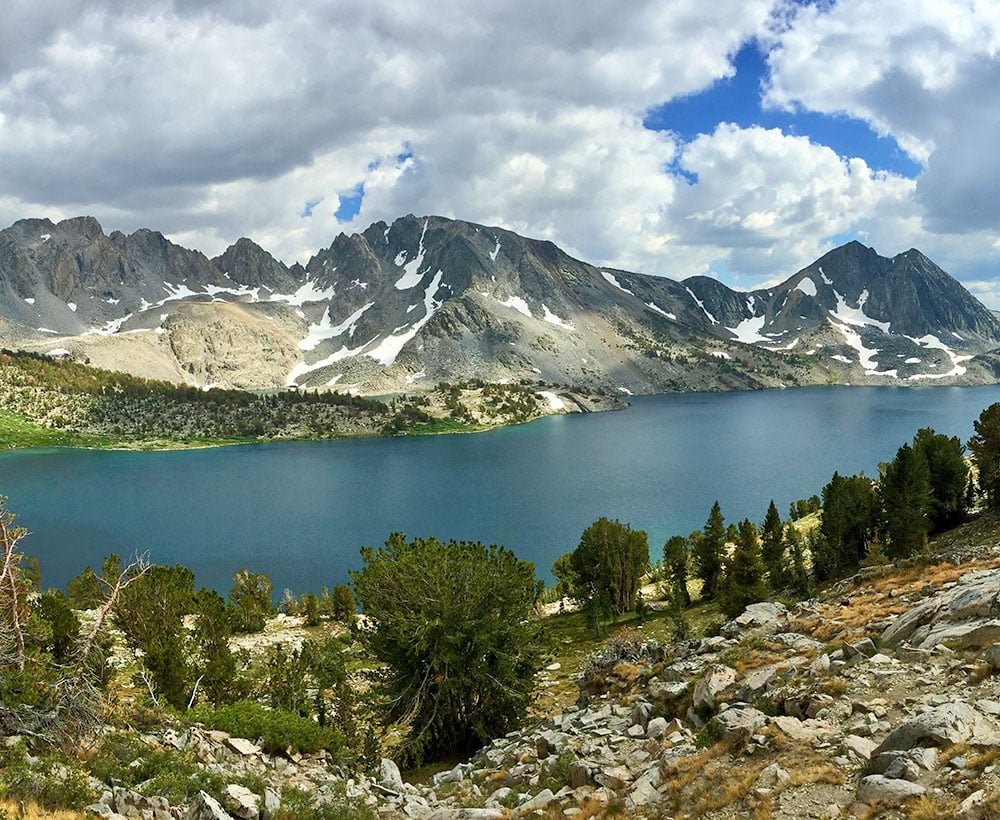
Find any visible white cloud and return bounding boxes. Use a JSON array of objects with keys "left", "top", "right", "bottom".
[
  {"left": 764, "top": 0, "right": 1000, "bottom": 235},
  {"left": 662, "top": 123, "right": 917, "bottom": 281},
  {"left": 2, "top": 0, "right": 1000, "bottom": 304},
  {"left": 0, "top": 0, "right": 776, "bottom": 267}
]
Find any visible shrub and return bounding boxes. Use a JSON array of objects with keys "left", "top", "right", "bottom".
[
  {"left": 0, "top": 742, "right": 96, "bottom": 811},
  {"left": 88, "top": 733, "right": 227, "bottom": 804},
  {"left": 276, "top": 785, "right": 375, "bottom": 820},
  {"left": 189, "top": 700, "right": 342, "bottom": 756},
  {"left": 352, "top": 533, "right": 545, "bottom": 764}
]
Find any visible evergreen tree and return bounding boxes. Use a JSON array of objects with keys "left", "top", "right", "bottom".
[
  {"left": 878, "top": 442, "right": 932, "bottom": 558},
  {"left": 35, "top": 593, "right": 80, "bottom": 662},
  {"left": 812, "top": 472, "right": 877, "bottom": 581},
  {"left": 760, "top": 499, "right": 786, "bottom": 590},
  {"left": 912, "top": 427, "right": 970, "bottom": 530},
  {"left": 228, "top": 568, "right": 273, "bottom": 634},
  {"left": 571, "top": 518, "right": 650, "bottom": 616},
  {"left": 65, "top": 567, "right": 103, "bottom": 610},
  {"left": 550, "top": 552, "right": 579, "bottom": 602},
  {"left": 114, "top": 563, "right": 196, "bottom": 709},
  {"left": 784, "top": 524, "right": 811, "bottom": 599},
  {"left": 694, "top": 501, "right": 725, "bottom": 600},
  {"left": 969, "top": 403, "right": 1000, "bottom": 509},
  {"left": 718, "top": 519, "right": 767, "bottom": 618},
  {"left": 352, "top": 533, "right": 544, "bottom": 764},
  {"left": 662, "top": 535, "right": 691, "bottom": 607},
  {"left": 193, "top": 589, "right": 238, "bottom": 706},
  {"left": 330, "top": 585, "right": 355, "bottom": 623}
]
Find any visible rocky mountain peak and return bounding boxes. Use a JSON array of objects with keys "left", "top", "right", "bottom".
[
  {"left": 1, "top": 214, "right": 999, "bottom": 393},
  {"left": 214, "top": 237, "right": 294, "bottom": 290}
]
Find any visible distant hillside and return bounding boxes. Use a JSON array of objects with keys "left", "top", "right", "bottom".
[{"left": 2, "top": 215, "right": 999, "bottom": 393}]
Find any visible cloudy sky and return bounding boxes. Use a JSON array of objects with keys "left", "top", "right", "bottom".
[{"left": 3, "top": 1, "right": 1000, "bottom": 303}]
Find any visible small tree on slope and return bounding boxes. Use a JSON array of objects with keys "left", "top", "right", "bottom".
[{"left": 352, "top": 533, "right": 544, "bottom": 765}]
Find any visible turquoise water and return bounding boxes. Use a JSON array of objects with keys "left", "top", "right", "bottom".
[{"left": 3, "top": 384, "right": 999, "bottom": 594}]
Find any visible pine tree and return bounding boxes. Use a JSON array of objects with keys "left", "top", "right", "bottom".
[
  {"left": 784, "top": 524, "right": 811, "bottom": 599},
  {"left": 719, "top": 519, "right": 767, "bottom": 618},
  {"left": 694, "top": 501, "right": 725, "bottom": 601},
  {"left": 760, "top": 499, "right": 786, "bottom": 591},
  {"left": 571, "top": 518, "right": 650, "bottom": 616},
  {"left": 662, "top": 535, "right": 691, "bottom": 607},
  {"left": 878, "top": 442, "right": 931, "bottom": 559},
  {"left": 813, "top": 472, "right": 877, "bottom": 581},
  {"left": 969, "top": 403, "right": 1000, "bottom": 509},
  {"left": 912, "top": 428, "right": 970, "bottom": 531}
]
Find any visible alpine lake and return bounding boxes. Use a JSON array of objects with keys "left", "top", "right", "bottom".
[{"left": 3, "top": 383, "right": 1000, "bottom": 595}]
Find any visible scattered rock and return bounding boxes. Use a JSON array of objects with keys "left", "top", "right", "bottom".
[
  {"left": 184, "top": 791, "right": 233, "bottom": 820},
  {"left": 855, "top": 775, "right": 926, "bottom": 805},
  {"left": 874, "top": 702, "right": 1000, "bottom": 753},
  {"left": 711, "top": 706, "right": 768, "bottom": 743},
  {"left": 720, "top": 601, "right": 789, "bottom": 639},
  {"left": 983, "top": 642, "right": 1000, "bottom": 671},
  {"left": 223, "top": 785, "right": 258, "bottom": 820},
  {"left": 225, "top": 737, "right": 261, "bottom": 756},
  {"left": 379, "top": 758, "right": 405, "bottom": 792},
  {"left": 692, "top": 664, "right": 737, "bottom": 714}
]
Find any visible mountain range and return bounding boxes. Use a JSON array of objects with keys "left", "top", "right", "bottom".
[{"left": 2, "top": 214, "right": 999, "bottom": 394}]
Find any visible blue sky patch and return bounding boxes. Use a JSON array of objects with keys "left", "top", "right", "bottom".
[
  {"left": 300, "top": 197, "right": 323, "bottom": 218},
  {"left": 644, "top": 43, "right": 923, "bottom": 179},
  {"left": 335, "top": 183, "right": 365, "bottom": 222}
]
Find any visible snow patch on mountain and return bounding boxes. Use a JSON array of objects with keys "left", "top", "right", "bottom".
[
  {"left": 601, "top": 271, "right": 634, "bottom": 296},
  {"left": 906, "top": 334, "right": 972, "bottom": 380},
  {"left": 395, "top": 220, "right": 428, "bottom": 290},
  {"left": 833, "top": 322, "right": 896, "bottom": 376},
  {"left": 727, "top": 314, "right": 769, "bottom": 344},
  {"left": 686, "top": 287, "right": 718, "bottom": 324},
  {"left": 501, "top": 295, "right": 532, "bottom": 318},
  {"left": 298, "top": 302, "right": 374, "bottom": 351},
  {"left": 537, "top": 390, "right": 565, "bottom": 410},
  {"left": 206, "top": 283, "right": 261, "bottom": 301},
  {"left": 542, "top": 304, "right": 573, "bottom": 330},
  {"left": 269, "top": 280, "right": 336, "bottom": 307},
  {"left": 646, "top": 302, "right": 675, "bottom": 320},
  {"left": 285, "top": 335, "right": 379, "bottom": 385},
  {"left": 831, "top": 288, "right": 891, "bottom": 333},
  {"left": 86, "top": 313, "right": 134, "bottom": 336},
  {"left": 796, "top": 277, "right": 817, "bottom": 297},
  {"left": 367, "top": 269, "right": 445, "bottom": 366}
]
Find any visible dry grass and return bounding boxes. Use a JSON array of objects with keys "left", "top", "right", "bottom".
[
  {"left": 722, "top": 639, "right": 793, "bottom": 676},
  {"left": 785, "top": 759, "right": 845, "bottom": 787},
  {"left": 817, "top": 677, "right": 849, "bottom": 696},
  {"left": 968, "top": 747, "right": 1000, "bottom": 770},
  {"left": 906, "top": 794, "right": 960, "bottom": 819},
  {"left": 0, "top": 800, "right": 84, "bottom": 820}
]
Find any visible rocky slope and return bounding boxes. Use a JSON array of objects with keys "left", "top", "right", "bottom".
[
  {"left": 60, "top": 519, "right": 1000, "bottom": 820},
  {"left": 2, "top": 215, "right": 999, "bottom": 394}
]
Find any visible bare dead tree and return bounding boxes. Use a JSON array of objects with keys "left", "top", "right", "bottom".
[
  {"left": 0, "top": 495, "right": 29, "bottom": 670},
  {"left": 0, "top": 522, "right": 153, "bottom": 747},
  {"left": 70, "top": 552, "right": 150, "bottom": 689}
]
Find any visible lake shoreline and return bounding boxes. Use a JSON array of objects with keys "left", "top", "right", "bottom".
[{"left": 0, "top": 386, "right": 627, "bottom": 452}]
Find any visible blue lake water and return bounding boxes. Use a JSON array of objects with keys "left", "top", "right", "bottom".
[{"left": 2, "top": 384, "right": 1000, "bottom": 595}]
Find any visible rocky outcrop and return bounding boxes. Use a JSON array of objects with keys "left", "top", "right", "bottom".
[{"left": 881, "top": 567, "right": 1000, "bottom": 649}]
